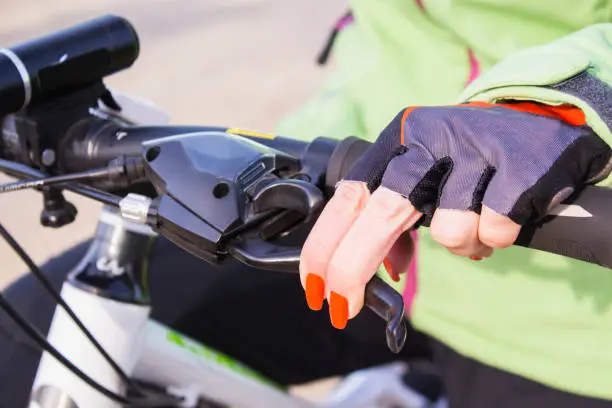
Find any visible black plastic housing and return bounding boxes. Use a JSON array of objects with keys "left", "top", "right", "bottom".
[{"left": 141, "top": 131, "right": 300, "bottom": 262}]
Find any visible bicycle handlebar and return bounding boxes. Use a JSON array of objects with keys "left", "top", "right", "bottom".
[{"left": 58, "top": 119, "right": 312, "bottom": 174}]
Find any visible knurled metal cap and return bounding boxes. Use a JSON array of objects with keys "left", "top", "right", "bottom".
[{"left": 119, "top": 193, "right": 152, "bottom": 224}]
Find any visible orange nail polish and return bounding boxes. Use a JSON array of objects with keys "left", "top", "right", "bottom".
[
  {"left": 469, "top": 256, "right": 483, "bottom": 261},
  {"left": 329, "top": 291, "right": 349, "bottom": 329},
  {"left": 305, "top": 274, "right": 325, "bottom": 311},
  {"left": 383, "top": 258, "right": 400, "bottom": 282}
]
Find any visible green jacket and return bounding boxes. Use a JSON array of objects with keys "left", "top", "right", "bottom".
[{"left": 277, "top": 0, "right": 612, "bottom": 399}]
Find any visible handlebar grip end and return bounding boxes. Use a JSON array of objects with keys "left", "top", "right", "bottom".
[{"left": 514, "top": 186, "right": 612, "bottom": 269}]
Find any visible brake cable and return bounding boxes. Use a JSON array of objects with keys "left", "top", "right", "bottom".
[
  {"left": 0, "top": 159, "right": 122, "bottom": 207},
  {"left": 0, "top": 156, "right": 146, "bottom": 195}
]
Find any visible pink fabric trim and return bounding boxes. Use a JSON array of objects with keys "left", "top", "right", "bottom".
[
  {"left": 466, "top": 48, "right": 481, "bottom": 86},
  {"left": 334, "top": 14, "right": 354, "bottom": 32}
]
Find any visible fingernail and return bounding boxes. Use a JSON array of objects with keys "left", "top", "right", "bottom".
[
  {"left": 469, "top": 256, "right": 483, "bottom": 261},
  {"left": 383, "top": 258, "right": 400, "bottom": 282},
  {"left": 329, "top": 291, "right": 349, "bottom": 330},
  {"left": 305, "top": 273, "right": 325, "bottom": 311}
]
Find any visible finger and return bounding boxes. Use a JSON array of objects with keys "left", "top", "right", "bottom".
[
  {"left": 430, "top": 209, "right": 490, "bottom": 257},
  {"left": 299, "top": 181, "right": 370, "bottom": 310},
  {"left": 383, "top": 231, "right": 415, "bottom": 282},
  {"left": 325, "top": 187, "right": 422, "bottom": 329},
  {"left": 482, "top": 161, "right": 574, "bottom": 225},
  {"left": 378, "top": 144, "right": 437, "bottom": 211},
  {"left": 478, "top": 205, "right": 521, "bottom": 248},
  {"left": 344, "top": 109, "right": 414, "bottom": 189},
  {"left": 438, "top": 156, "right": 494, "bottom": 213}
]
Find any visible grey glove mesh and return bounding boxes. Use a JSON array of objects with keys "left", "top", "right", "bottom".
[{"left": 344, "top": 104, "right": 612, "bottom": 224}]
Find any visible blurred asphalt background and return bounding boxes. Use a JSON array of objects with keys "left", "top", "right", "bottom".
[{"left": 0, "top": 0, "right": 346, "bottom": 399}]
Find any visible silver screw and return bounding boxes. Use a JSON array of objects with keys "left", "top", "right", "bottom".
[{"left": 41, "top": 149, "right": 56, "bottom": 166}]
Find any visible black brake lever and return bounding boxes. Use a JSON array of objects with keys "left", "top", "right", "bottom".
[
  {"left": 251, "top": 178, "right": 325, "bottom": 224},
  {"left": 228, "top": 234, "right": 300, "bottom": 272},
  {"left": 364, "top": 278, "right": 407, "bottom": 353},
  {"left": 227, "top": 233, "right": 407, "bottom": 353}
]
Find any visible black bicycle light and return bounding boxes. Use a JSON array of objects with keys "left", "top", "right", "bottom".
[{"left": 0, "top": 14, "right": 139, "bottom": 114}]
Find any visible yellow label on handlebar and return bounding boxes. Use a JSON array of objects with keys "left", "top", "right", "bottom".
[{"left": 226, "top": 128, "right": 276, "bottom": 140}]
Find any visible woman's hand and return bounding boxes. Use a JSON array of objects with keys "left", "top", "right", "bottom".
[{"left": 299, "top": 103, "right": 612, "bottom": 329}]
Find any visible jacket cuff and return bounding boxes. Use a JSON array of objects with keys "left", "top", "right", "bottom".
[{"left": 458, "top": 24, "right": 612, "bottom": 147}]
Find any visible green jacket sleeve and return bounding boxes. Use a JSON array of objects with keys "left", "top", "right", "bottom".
[{"left": 458, "top": 24, "right": 612, "bottom": 146}]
